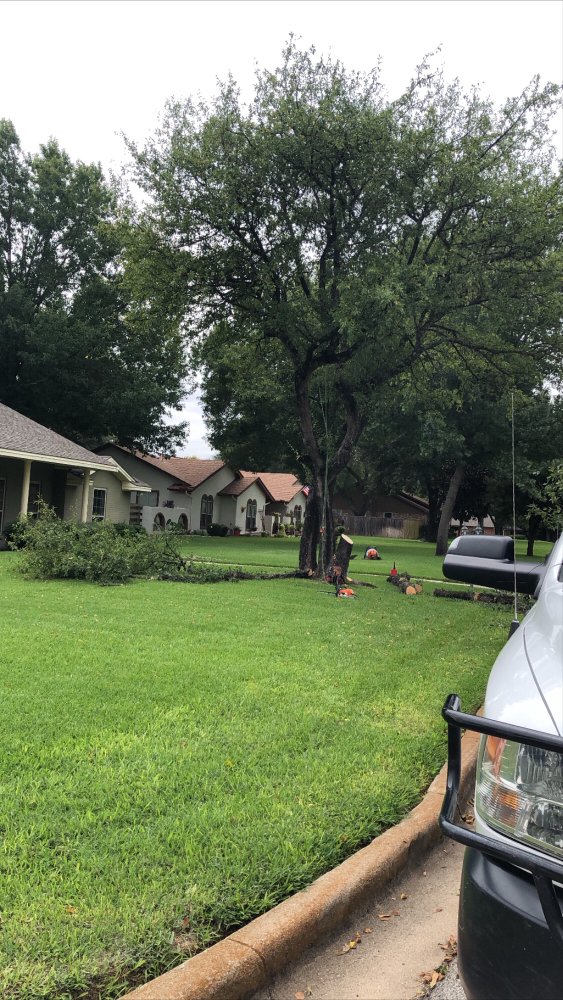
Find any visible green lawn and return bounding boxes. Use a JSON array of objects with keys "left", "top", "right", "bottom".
[
  {"left": 0, "top": 537, "right": 539, "bottom": 999},
  {"left": 178, "top": 532, "right": 553, "bottom": 579}
]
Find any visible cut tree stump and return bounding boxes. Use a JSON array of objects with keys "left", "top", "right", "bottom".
[{"left": 327, "top": 534, "right": 354, "bottom": 586}]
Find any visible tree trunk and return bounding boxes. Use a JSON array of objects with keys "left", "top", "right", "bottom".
[
  {"left": 425, "top": 484, "right": 441, "bottom": 543},
  {"left": 321, "top": 495, "right": 335, "bottom": 578},
  {"left": 329, "top": 533, "right": 354, "bottom": 583},
  {"left": 435, "top": 465, "right": 465, "bottom": 556},
  {"left": 298, "top": 481, "right": 322, "bottom": 573},
  {"left": 293, "top": 370, "right": 363, "bottom": 576},
  {"left": 526, "top": 513, "right": 541, "bottom": 557}
]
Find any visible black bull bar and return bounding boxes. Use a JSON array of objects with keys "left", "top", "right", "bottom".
[{"left": 440, "top": 694, "right": 563, "bottom": 949}]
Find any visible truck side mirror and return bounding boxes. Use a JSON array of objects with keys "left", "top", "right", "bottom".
[{"left": 443, "top": 536, "right": 545, "bottom": 595}]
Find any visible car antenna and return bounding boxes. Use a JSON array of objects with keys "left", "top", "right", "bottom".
[{"left": 509, "top": 391, "right": 520, "bottom": 637}]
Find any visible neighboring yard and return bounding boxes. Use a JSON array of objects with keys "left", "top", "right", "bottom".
[{"left": 0, "top": 536, "right": 547, "bottom": 999}]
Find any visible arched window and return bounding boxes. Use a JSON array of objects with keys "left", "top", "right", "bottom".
[
  {"left": 245, "top": 498, "right": 257, "bottom": 532},
  {"left": 200, "top": 494, "right": 213, "bottom": 530},
  {"left": 153, "top": 512, "right": 165, "bottom": 531},
  {"left": 293, "top": 504, "right": 302, "bottom": 528},
  {"left": 177, "top": 513, "right": 189, "bottom": 533}
]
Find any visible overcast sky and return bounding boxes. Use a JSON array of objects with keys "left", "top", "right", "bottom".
[{"left": 2, "top": 0, "right": 562, "bottom": 455}]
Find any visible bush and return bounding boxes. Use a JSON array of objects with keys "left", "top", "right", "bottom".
[
  {"left": 12, "top": 504, "right": 184, "bottom": 585},
  {"left": 278, "top": 523, "right": 286, "bottom": 537},
  {"left": 2, "top": 520, "right": 28, "bottom": 549},
  {"left": 113, "top": 522, "right": 147, "bottom": 538},
  {"left": 207, "top": 523, "right": 229, "bottom": 537}
]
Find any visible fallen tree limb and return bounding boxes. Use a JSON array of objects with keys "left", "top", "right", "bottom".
[
  {"left": 433, "top": 588, "right": 534, "bottom": 611},
  {"left": 387, "top": 571, "right": 423, "bottom": 595}
]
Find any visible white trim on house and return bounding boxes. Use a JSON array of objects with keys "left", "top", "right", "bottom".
[
  {"left": 0, "top": 448, "right": 113, "bottom": 472},
  {"left": 92, "top": 487, "right": 107, "bottom": 521},
  {"left": 0, "top": 448, "right": 150, "bottom": 493}
]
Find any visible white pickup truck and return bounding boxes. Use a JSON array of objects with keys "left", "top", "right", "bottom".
[{"left": 439, "top": 533, "right": 563, "bottom": 1000}]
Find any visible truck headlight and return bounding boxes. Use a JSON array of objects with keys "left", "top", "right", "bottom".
[{"left": 476, "top": 735, "right": 563, "bottom": 859}]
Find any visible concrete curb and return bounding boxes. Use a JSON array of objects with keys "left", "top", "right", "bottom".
[{"left": 127, "top": 727, "right": 480, "bottom": 1000}]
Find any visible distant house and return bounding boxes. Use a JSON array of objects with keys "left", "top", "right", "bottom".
[
  {"left": 95, "top": 447, "right": 288, "bottom": 534},
  {"left": 246, "top": 472, "right": 309, "bottom": 532},
  {"left": 217, "top": 473, "right": 275, "bottom": 533},
  {"left": 0, "top": 403, "right": 149, "bottom": 534},
  {"left": 332, "top": 489, "right": 429, "bottom": 538}
]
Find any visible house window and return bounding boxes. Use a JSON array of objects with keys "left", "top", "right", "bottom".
[
  {"left": 28, "top": 482, "right": 41, "bottom": 516},
  {"left": 384, "top": 511, "right": 393, "bottom": 519},
  {"left": 0, "top": 479, "right": 5, "bottom": 532},
  {"left": 92, "top": 488, "right": 107, "bottom": 521},
  {"left": 138, "top": 490, "right": 159, "bottom": 507},
  {"left": 293, "top": 504, "right": 302, "bottom": 527},
  {"left": 200, "top": 494, "right": 213, "bottom": 530},
  {"left": 245, "top": 498, "right": 257, "bottom": 532}
]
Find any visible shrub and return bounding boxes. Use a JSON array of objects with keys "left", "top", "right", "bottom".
[
  {"left": 12, "top": 504, "right": 185, "bottom": 585},
  {"left": 207, "top": 523, "right": 229, "bottom": 537},
  {"left": 113, "top": 522, "right": 147, "bottom": 538},
  {"left": 278, "top": 523, "right": 286, "bottom": 537},
  {"left": 2, "top": 520, "right": 28, "bottom": 549}
]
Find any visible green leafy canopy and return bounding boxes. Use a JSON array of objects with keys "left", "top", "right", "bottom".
[{"left": 126, "top": 41, "right": 563, "bottom": 568}]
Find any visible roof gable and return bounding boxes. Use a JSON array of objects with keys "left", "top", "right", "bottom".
[
  {"left": 218, "top": 475, "right": 275, "bottom": 502},
  {"left": 242, "top": 471, "right": 305, "bottom": 503},
  {"left": 142, "top": 456, "right": 227, "bottom": 489}
]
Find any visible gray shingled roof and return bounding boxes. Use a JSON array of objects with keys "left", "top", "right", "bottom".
[{"left": 0, "top": 403, "right": 113, "bottom": 467}]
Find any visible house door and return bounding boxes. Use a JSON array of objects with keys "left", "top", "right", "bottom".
[
  {"left": 28, "top": 482, "right": 41, "bottom": 515},
  {"left": 245, "top": 498, "right": 257, "bottom": 532}
]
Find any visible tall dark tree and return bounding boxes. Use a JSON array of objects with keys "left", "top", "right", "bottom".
[
  {"left": 127, "top": 44, "right": 562, "bottom": 572},
  {"left": 0, "top": 121, "right": 187, "bottom": 450}
]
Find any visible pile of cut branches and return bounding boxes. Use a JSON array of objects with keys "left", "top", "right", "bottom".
[{"left": 387, "top": 570, "right": 423, "bottom": 595}]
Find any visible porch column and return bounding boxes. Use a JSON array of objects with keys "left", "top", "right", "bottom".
[
  {"left": 19, "top": 459, "right": 31, "bottom": 517},
  {"left": 80, "top": 470, "right": 93, "bottom": 523}
]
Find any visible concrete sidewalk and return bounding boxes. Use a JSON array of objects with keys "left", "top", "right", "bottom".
[
  {"left": 251, "top": 835, "right": 465, "bottom": 1000},
  {"left": 127, "top": 728, "right": 478, "bottom": 1000}
]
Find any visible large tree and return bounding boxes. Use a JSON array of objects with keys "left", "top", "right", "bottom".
[
  {"left": 127, "top": 43, "right": 562, "bottom": 572},
  {"left": 0, "top": 120, "right": 187, "bottom": 450}
]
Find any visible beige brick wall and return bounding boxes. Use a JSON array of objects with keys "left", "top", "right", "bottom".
[{"left": 64, "top": 470, "right": 131, "bottom": 524}]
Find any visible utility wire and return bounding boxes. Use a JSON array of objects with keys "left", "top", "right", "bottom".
[{"left": 511, "top": 391, "right": 519, "bottom": 625}]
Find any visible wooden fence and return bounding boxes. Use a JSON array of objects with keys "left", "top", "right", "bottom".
[{"left": 332, "top": 511, "right": 422, "bottom": 539}]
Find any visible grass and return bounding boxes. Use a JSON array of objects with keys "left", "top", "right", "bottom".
[
  {"left": 0, "top": 535, "right": 543, "bottom": 999},
  {"left": 176, "top": 532, "right": 553, "bottom": 579}
]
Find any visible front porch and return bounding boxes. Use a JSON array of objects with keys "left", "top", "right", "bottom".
[{"left": 0, "top": 457, "right": 97, "bottom": 532}]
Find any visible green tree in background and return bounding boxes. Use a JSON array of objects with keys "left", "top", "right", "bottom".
[
  {"left": 0, "top": 120, "right": 187, "bottom": 450},
  {"left": 127, "top": 42, "right": 562, "bottom": 572}
]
